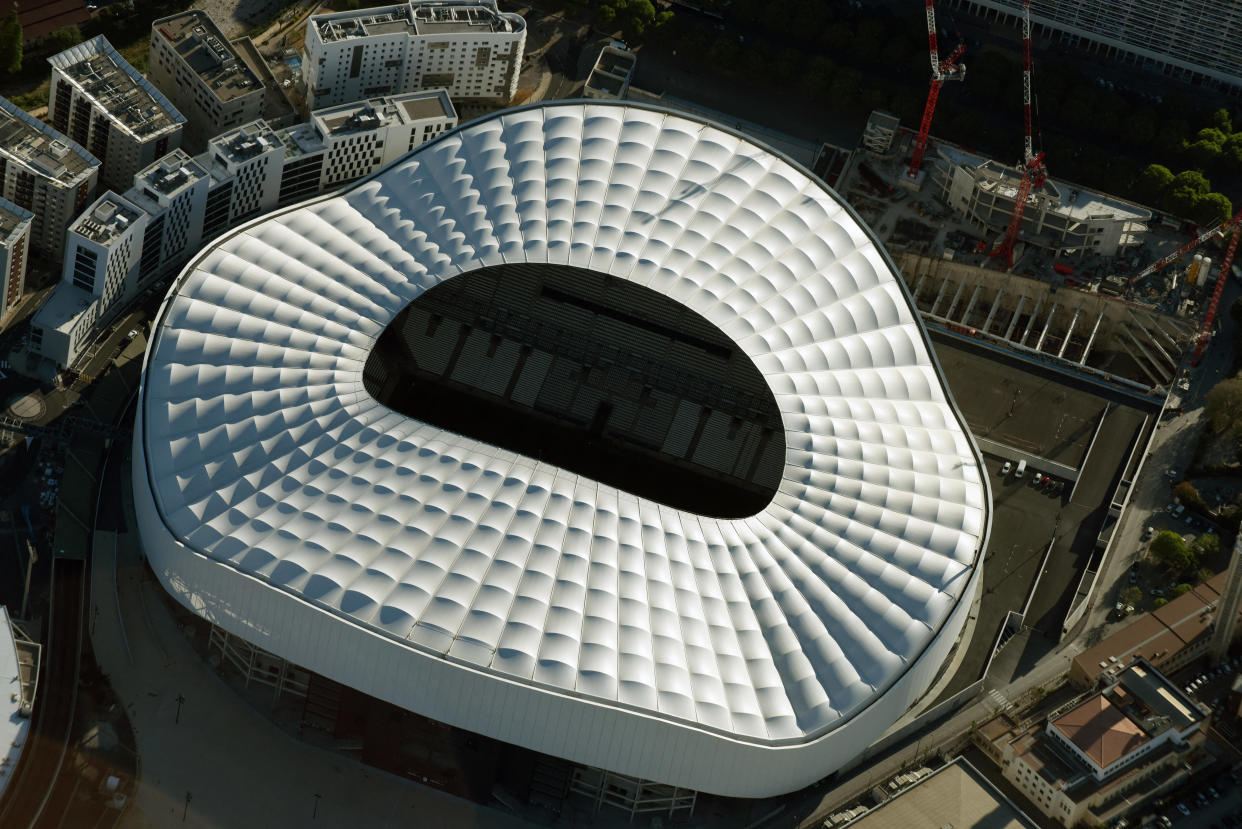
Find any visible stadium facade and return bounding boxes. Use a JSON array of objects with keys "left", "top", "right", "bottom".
[{"left": 133, "top": 101, "right": 989, "bottom": 797}]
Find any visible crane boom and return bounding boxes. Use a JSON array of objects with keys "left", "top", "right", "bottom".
[
  {"left": 906, "top": 0, "right": 965, "bottom": 180},
  {"left": 1128, "top": 214, "right": 1239, "bottom": 285},
  {"left": 991, "top": 0, "right": 1043, "bottom": 268},
  {"left": 1191, "top": 219, "right": 1242, "bottom": 365},
  {"left": 1021, "top": 0, "right": 1034, "bottom": 163}
]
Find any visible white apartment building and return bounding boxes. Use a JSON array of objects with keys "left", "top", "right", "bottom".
[
  {"left": 199, "top": 121, "right": 285, "bottom": 244},
  {"left": 149, "top": 11, "right": 267, "bottom": 152},
  {"left": 0, "top": 96, "right": 100, "bottom": 262},
  {"left": 277, "top": 88, "right": 456, "bottom": 204},
  {"left": 31, "top": 192, "right": 147, "bottom": 368},
  {"left": 303, "top": 0, "right": 525, "bottom": 110},
  {"left": 124, "top": 149, "right": 210, "bottom": 283},
  {"left": 930, "top": 143, "right": 1150, "bottom": 258},
  {"left": 48, "top": 36, "right": 186, "bottom": 194},
  {"left": 946, "top": 0, "right": 1242, "bottom": 94},
  {"left": 0, "top": 197, "right": 33, "bottom": 320}
]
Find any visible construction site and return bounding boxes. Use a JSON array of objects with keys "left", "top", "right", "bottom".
[{"left": 815, "top": 0, "right": 1242, "bottom": 404}]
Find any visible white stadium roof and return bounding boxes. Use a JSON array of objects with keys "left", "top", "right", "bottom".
[{"left": 134, "top": 101, "right": 989, "bottom": 797}]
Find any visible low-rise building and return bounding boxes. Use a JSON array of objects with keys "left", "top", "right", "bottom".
[
  {"left": 0, "top": 96, "right": 100, "bottom": 262},
  {"left": 975, "top": 659, "right": 1207, "bottom": 827},
  {"left": 31, "top": 192, "right": 147, "bottom": 368},
  {"left": 0, "top": 198, "right": 34, "bottom": 321},
  {"left": 48, "top": 36, "right": 186, "bottom": 193},
  {"left": 303, "top": 0, "right": 525, "bottom": 110},
  {"left": 930, "top": 143, "right": 1150, "bottom": 259},
  {"left": 838, "top": 758, "right": 1038, "bottom": 828},
  {"left": 1071, "top": 569, "right": 1242, "bottom": 689}
]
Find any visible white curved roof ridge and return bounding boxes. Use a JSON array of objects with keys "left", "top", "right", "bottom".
[{"left": 136, "top": 101, "right": 989, "bottom": 794}]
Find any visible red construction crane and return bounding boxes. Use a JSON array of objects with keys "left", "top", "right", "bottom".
[
  {"left": 1191, "top": 210, "right": 1242, "bottom": 365},
  {"left": 906, "top": 0, "right": 965, "bottom": 181},
  {"left": 1127, "top": 215, "right": 1237, "bottom": 285},
  {"left": 991, "top": 0, "right": 1044, "bottom": 270}
]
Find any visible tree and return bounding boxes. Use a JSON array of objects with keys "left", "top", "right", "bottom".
[
  {"left": 1208, "top": 107, "right": 1233, "bottom": 134},
  {"left": 1172, "top": 583, "right": 1193, "bottom": 598},
  {"left": 1134, "top": 164, "right": 1173, "bottom": 203},
  {"left": 41, "top": 24, "right": 80, "bottom": 55},
  {"left": 1205, "top": 377, "right": 1242, "bottom": 434},
  {"left": 1150, "top": 530, "right": 1192, "bottom": 571},
  {"left": 1154, "top": 597, "right": 1168, "bottom": 609},
  {"left": 1173, "top": 480, "right": 1203, "bottom": 511},
  {"left": 1121, "top": 586, "right": 1143, "bottom": 606},
  {"left": 0, "top": 9, "right": 21, "bottom": 76},
  {"left": 1192, "top": 192, "right": 1233, "bottom": 226},
  {"left": 1191, "top": 532, "right": 1221, "bottom": 561},
  {"left": 1196, "top": 567, "right": 1215, "bottom": 584}
]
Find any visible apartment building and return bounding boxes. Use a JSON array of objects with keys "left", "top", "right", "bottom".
[
  {"left": 946, "top": 0, "right": 1242, "bottom": 94},
  {"left": 48, "top": 36, "right": 186, "bottom": 194},
  {"left": 277, "top": 88, "right": 456, "bottom": 204},
  {"left": 0, "top": 96, "right": 100, "bottom": 263},
  {"left": 303, "top": 0, "right": 525, "bottom": 110},
  {"left": 124, "top": 149, "right": 210, "bottom": 283},
  {"left": 0, "top": 198, "right": 33, "bottom": 320},
  {"left": 31, "top": 192, "right": 147, "bottom": 368},
  {"left": 199, "top": 121, "right": 285, "bottom": 243},
  {"left": 149, "top": 11, "right": 268, "bottom": 152}
]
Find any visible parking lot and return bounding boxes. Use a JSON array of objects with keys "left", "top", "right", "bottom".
[{"left": 928, "top": 337, "right": 1156, "bottom": 700}]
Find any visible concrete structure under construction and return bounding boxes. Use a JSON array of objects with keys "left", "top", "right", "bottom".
[
  {"left": 583, "top": 43, "right": 635, "bottom": 100},
  {"left": 0, "top": 198, "right": 33, "bottom": 321},
  {"left": 945, "top": 0, "right": 1242, "bottom": 95},
  {"left": 48, "top": 36, "right": 186, "bottom": 194},
  {"left": 1209, "top": 537, "right": 1242, "bottom": 663},
  {"left": 897, "top": 252, "right": 1195, "bottom": 397},
  {"left": 0, "top": 96, "right": 100, "bottom": 262},
  {"left": 303, "top": 0, "right": 526, "bottom": 110},
  {"left": 929, "top": 144, "right": 1150, "bottom": 260}
]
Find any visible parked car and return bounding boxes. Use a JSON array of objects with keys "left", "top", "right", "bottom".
[
  {"left": 1178, "top": 803, "right": 1191, "bottom": 816},
  {"left": 1151, "top": 588, "right": 1165, "bottom": 596},
  {"left": 1001, "top": 461, "right": 1012, "bottom": 476},
  {"left": 1032, "top": 472, "right": 1044, "bottom": 486},
  {"left": 1143, "top": 526, "right": 1154, "bottom": 540}
]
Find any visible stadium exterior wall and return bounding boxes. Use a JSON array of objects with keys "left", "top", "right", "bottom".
[
  {"left": 131, "top": 101, "right": 990, "bottom": 798},
  {"left": 132, "top": 415, "right": 982, "bottom": 796}
]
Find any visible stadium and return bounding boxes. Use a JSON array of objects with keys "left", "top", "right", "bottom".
[{"left": 132, "top": 101, "right": 989, "bottom": 798}]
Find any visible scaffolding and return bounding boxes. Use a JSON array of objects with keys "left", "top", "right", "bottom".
[
  {"left": 568, "top": 765, "right": 697, "bottom": 821},
  {"left": 208, "top": 624, "right": 310, "bottom": 701}
]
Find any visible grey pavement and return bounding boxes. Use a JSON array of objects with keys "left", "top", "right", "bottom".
[{"left": 90, "top": 469, "right": 537, "bottom": 829}]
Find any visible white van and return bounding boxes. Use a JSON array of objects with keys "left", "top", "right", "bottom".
[{"left": 1014, "top": 460, "right": 1027, "bottom": 479}]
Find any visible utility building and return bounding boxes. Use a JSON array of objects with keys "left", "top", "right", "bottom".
[
  {"left": 0, "top": 96, "right": 100, "bottom": 262},
  {"left": 303, "top": 0, "right": 525, "bottom": 110},
  {"left": 48, "top": 36, "right": 186, "bottom": 194}
]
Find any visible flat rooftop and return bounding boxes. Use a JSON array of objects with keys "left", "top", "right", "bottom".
[
  {"left": 844, "top": 759, "right": 1039, "bottom": 829},
  {"left": 33, "top": 281, "right": 97, "bottom": 335},
  {"left": 0, "top": 197, "right": 34, "bottom": 246},
  {"left": 204, "top": 121, "right": 280, "bottom": 174},
  {"left": 50, "top": 36, "right": 184, "bottom": 139},
  {"left": 313, "top": 1, "right": 520, "bottom": 42},
  {"left": 71, "top": 194, "right": 144, "bottom": 247},
  {"left": 313, "top": 89, "right": 454, "bottom": 136},
  {"left": 153, "top": 11, "right": 263, "bottom": 104},
  {"left": 0, "top": 96, "right": 99, "bottom": 186},
  {"left": 129, "top": 149, "right": 209, "bottom": 207}
]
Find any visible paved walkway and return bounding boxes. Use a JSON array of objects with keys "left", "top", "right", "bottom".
[{"left": 90, "top": 486, "right": 536, "bottom": 828}]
